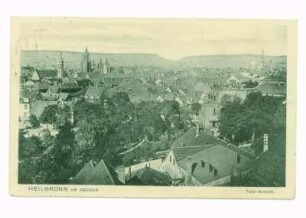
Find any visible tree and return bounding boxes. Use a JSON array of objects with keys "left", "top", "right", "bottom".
[
  {"left": 220, "top": 94, "right": 232, "bottom": 106},
  {"left": 29, "top": 114, "right": 40, "bottom": 128},
  {"left": 191, "top": 103, "right": 201, "bottom": 115},
  {"left": 219, "top": 92, "right": 284, "bottom": 146},
  {"left": 40, "top": 105, "right": 57, "bottom": 125}
]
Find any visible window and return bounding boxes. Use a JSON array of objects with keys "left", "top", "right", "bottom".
[
  {"left": 213, "top": 108, "right": 216, "bottom": 115},
  {"left": 209, "top": 164, "right": 213, "bottom": 172},
  {"left": 214, "top": 168, "right": 218, "bottom": 176},
  {"left": 237, "top": 154, "right": 241, "bottom": 164},
  {"left": 201, "top": 160, "right": 205, "bottom": 168}
]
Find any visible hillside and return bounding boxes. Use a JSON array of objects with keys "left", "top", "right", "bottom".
[
  {"left": 21, "top": 50, "right": 175, "bottom": 70},
  {"left": 178, "top": 54, "right": 286, "bottom": 68},
  {"left": 20, "top": 50, "right": 286, "bottom": 70}
]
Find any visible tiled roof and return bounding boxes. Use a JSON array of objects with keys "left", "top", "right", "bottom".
[
  {"left": 36, "top": 69, "right": 57, "bottom": 78},
  {"left": 244, "top": 151, "right": 285, "bottom": 186},
  {"left": 128, "top": 167, "right": 172, "bottom": 186},
  {"left": 71, "top": 159, "right": 115, "bottom": 185},
  {"left": 70, "top": 161, "right": 95, "bottom": 184},
  {"left": 34, "top": 82, "right": 50, "bottom": 91},
  {"left": 173, "top": 145, "right": 213, "bottom": 161},
  {"left": 176, "top": 144, "right": 254, "bottom": 185},
  {"left": 171, "top": 127, "right": 226, "bottom": 148},
  {"left": 61, "top": 82, "right": 81, "bottom": 91}
]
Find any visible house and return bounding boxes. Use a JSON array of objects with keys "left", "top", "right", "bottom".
[
  {"left": 198, "top": 101, "right": 221, "bottom": 137},
  {"left": 33, "top": 82, "right": 50, "bottom": 92},
  {"left": 84, "top": 86, "right": 104, "bottom": 102},
  {"left": 30, "top": 101, "right": 58, "bottom": 118},
  {"left": 32, "top": 69, "right": 58, "bottom": 81},
  {"left": 60, "top": 82, "right": 82, "bottom": 93},
  {"left": 70, "top": 159, "right": 116, "bottom": 185},
  {"left": 19, "top": 89, "right": 36, "bottom": 121},
  {"left": 19, "top": 96, "right": 30, "bottom": 121},
  {"left": 160, "top": 142, "right": 255, "bottom": 186}
]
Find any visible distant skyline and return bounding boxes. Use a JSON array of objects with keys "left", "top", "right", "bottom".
[{"left": 16, "top": 18, "right": 287, "bottom": 60}]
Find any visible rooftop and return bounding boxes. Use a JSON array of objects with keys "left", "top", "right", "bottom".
[
  {"left": 71, "top": 159, "right": 115, "bottom": 185},
  {"left": 171, "top": 127, "right": 227, "bottom": 148},
  {"left": 256, "top": 82, "right": 286, "bottom": 96},
  {"left": 127, "top": 167, "right": 172, "bottom": 186},
  {"left": 175, "top": 144, "right": 255, "bottom": 185}
]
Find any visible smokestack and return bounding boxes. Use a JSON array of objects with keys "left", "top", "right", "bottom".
[
  {"left": 263, "top": 133, "right": 269, "bottom": 153},
  {"left": 185, "top": 157, "right": 192, "bottom": 186},
  {"left": 115, "top": 166, "right": 126, "bottom": 184}
]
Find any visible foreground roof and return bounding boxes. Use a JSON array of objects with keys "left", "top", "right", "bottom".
[
  {"left": 174, "top": 144, "right": 255, "bottom": 185},
  {"left": 71, "top": 159, "right": 115, "bottom": 185},
  {"left": 128, "top": 167, "right": 172, "bottom": 186},
  {"left": 171, "top": 127, "right": 227, "bottom": 148}
]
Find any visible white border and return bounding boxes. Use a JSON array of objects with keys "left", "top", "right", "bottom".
[{"left": 1, "top": 0, "right": 306, "bottom": 217}]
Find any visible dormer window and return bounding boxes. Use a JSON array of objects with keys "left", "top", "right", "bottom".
[
  {"left": 214, "top": 168, "right": 218, "bottom": 176},
  {"left": 209, "top": 164, "right": 213, "bottom": 172}
]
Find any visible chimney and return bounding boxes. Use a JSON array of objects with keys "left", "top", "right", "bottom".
[
  {"left": 185, "top": 157, "right": 192, "bottom": 186},
  {"left": 115, "top": 166, "right": 126, "bottom": 184},
  {"left": 263, "top": 133, "right": 269, "bottom": 153}
]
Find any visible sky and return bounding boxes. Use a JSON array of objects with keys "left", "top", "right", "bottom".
[{"left": 15, "top": 18, "right": 288, "bottom": 60}]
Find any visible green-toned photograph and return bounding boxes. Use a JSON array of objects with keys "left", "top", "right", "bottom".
[{"left": 10, "top": 18, "right": 296, "bottom": 198}]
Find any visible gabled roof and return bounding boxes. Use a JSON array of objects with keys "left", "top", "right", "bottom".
[
  {"left": 61, "top": 82, "right": 81, "bottom": 91},
  {"left": 89, "top": 159, "right": 115, "bottom": 185},
  {"left": 48, "top": 84, "right": 60, "bottom": 93},
  {"left": 33, "top": 82, "right": 50, "bottom": 91},
  {"left": 70, "top": 161, "right": 95, "bottom": 184},
  {"left": 171, "top": 127, "right": 226, "bottom": 148},
  {"left": 71, "top": 159, "right": 115, "bottom": 185},
  {"left": 175, "top": 144, "right": 255, "bottom": 185},
  {"left": 256, "top": 82, "right": 286, "bottom": 96},
  {"left": 36, "top": 69, "right": 57, "bottom": 79},
  {"left": 128, "top": 167, "right": 171, "bottom": 186},
  {"left": 242, "top": 151, "right": 285, "bottom": 187},
  {"left": 173, "top": 145, "right": 213, "bottom": 161}
]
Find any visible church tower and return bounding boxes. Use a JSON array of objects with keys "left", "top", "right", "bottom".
[
  {"left": 98, "top": 58, "right": 104, "bottom": 74},
  {"left": 105, "top": 58, "right": 110, "bottom": 74},
  {"left": 81, "top": 47, "right": 91, "bottom": 73},
  {"left": 57, "top": 52, "right": 64, "bottom": 79}
]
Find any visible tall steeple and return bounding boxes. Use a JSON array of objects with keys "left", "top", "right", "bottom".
[
  {"left": 81, "top": 47, "right": 91, "bottom": 73},
  {"left": 105, "top": 58, "right": 110, "bottom": 74},
  {"left": 57, "top": 52, "right": 64, "bottom": 79}
]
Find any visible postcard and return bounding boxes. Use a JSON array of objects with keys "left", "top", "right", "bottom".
[{"left": 10, "top": 17, "right": 297, "bottom": 198}]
